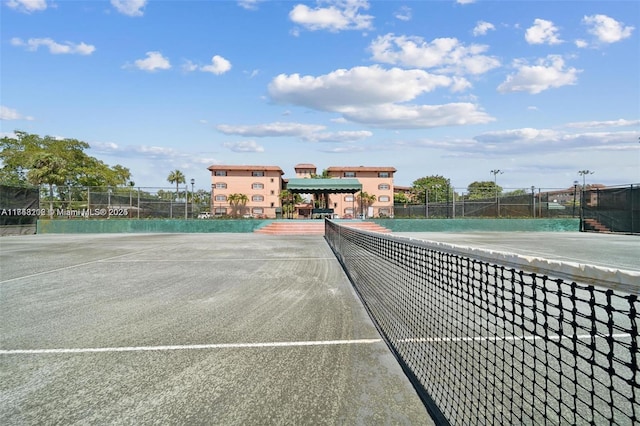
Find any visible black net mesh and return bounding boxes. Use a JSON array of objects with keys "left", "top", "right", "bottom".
[{"left": 325, "top": 220, "right": 638, "bottom": 425}]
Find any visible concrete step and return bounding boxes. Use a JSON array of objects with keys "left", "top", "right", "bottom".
[
  {"left": 254, "top": 220, "right": 391, "bottom": 235},
  {"left": 255, "top": 221, "right": 325, "bottom": 235},
  {"left": 583, "top": 218, "right": 610, "bottom": 233}
]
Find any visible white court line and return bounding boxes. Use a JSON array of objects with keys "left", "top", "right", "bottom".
[
  {"left": 0, "top": 339, "right": 383, "bottom": 355},
  {"left": 0, "top": 250, "right": 164, "bottom": 285},
  {"left": 398, "top": 333, "right": 632, "bottom": 343},
  {"left": 3, "top": 334, "right": 632, "bottom": 355}
]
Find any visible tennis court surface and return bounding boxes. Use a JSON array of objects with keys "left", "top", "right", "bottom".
[
  {"left": 392, "top": 231, "right": 639, "bottom": 273},
  {"left": 0, "top": 233, "right": 433, "bottom": 425}
]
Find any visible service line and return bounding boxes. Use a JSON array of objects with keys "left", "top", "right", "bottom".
[{"left": 0, "top": 338, "right": 383, "bottom": 355}]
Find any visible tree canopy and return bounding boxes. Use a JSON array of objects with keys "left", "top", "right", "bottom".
[
  {"left": 411, "top": 175, "right": 451, "bottom": 203},
  {"left": 467, "top": 181, "right": 503, "bottom": 200},
  {"left": 0, "top": 130, "right": 130, "bottom": 187}
]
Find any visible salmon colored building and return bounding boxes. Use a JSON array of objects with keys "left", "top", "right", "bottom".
[
  {"left": 207, "top": 165, "right": 284, "bottom": 218},
  {"left": 207, "top": 163, "right": 396, "bottom": 219}
]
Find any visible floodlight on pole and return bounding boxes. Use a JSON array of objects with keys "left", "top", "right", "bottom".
[
  {"left": 577, "top": 170, "right": 594, "bottom": 231},
  {"left": 190, "top": 178, "right": 195, "bottom": 218},
  {"left": 578, "top": 170, "right": 594, "bottom": 189},
  {"left": 490, "top": 170, "right": 503, "bottom": 216}
]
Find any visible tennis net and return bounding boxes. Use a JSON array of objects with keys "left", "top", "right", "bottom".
[{"left": 325, "top": 220, "right": 639, "bottom": 425}]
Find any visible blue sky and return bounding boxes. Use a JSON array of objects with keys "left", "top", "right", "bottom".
[{"left": 1, "top": 0, "right": 639, "bottom": 191}]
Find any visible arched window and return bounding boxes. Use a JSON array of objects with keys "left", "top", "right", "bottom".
[
  {"left": 252, "top": 183, "right": 264, "bottom": 190},
  {"left": 378, "top": 184, "right": 390, "bottom": 190},
  {"left": 216, "top": 182, "right": 227, "bottom": 189},
  {"left": 344, "top": 195, "right": 354, "bottom": 202},
  {"left": 379, "top": 195, "right": 390, "bottom": 202},
  {"left": 252, "top": 195, "right": 264, "bottom": 202},
  {"left": 215, "top": 194, "right": 227, "bottom": 202}
]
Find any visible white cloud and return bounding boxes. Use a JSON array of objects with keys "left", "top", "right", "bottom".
[
  {"left": 216, "top": 122, "right": 326, "bottom": 137},
  {"left": 111, "top": 0, "right": 147, "bottom": 17},
  {"left": 0, "top": 105, "right": 34, "bottom": 121},
  {"left": 525, "top": 19, "right": 562, "bottom": 45},
  {"left": 222, "top": 140, "right": 264, "bottom": 152},
  {"left": 237, "top": 0, "right": 265, "bottom": 10},
  {"left": 133, "top": 51, "right": 171, "bottom": 72},
  {"left": 564, "top": 119, "right": 640, "bottom": 129},
  {"left": 201, "top": 55, "right": 232, "bottom": 75},
  {"left": 369, "top": 34, "right": 500, "bottom": 76},
  {"left": 182, "top": 61, "right": 198, "bottom": 72},
  {"left": 574, "top": 39, "right": 588, "bottom": 48},
  {"left": 301, "top": 130, "right": 373, "bottom": 143},
  {"left": 289, "top": 0, "right": 373, "bottom": 32},
  {"left": 11, "top": 37, "right": 96, "bottom": 55},
  {"left": 183, "top": 56, "right": 232, "bottom": 75},
  {"left": 341, "top": 103, "right": 495, "bottom": 129},
  {"left": 88, "top": 141, "right": 120, "bottom": 154},
  {"left": 583, "top": 14, "right": 634, "bottom": 44},
  {"left": 268, "top": 65, "right": 493, "bottom": 128},
  {"left": 456, "top": 0, "right": 475, "bottom": 4},
  {"left": 269, "top": 65, "right": 458, "bottom": 110},
  {"left": 470, "top": 128, "right": 639, "bottom": 156},
  {"left": 473, "top": 21, "right": 495, "bottom": 36},
  {"left": 6, "top": 0, "right": 47, "bottom": 13},
  {"left": 394, "top": 6, "right": 411, "bottom": 22},
  {"left": 498, "top": 55, "right": 580, "bottom": 94}
]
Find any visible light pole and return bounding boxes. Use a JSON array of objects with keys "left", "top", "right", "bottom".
[
  {"left": 190, "top": 178, "right": 195, "bottom": 218},
  {"left": 490, "top": 169, "right": 503, "bottom": 216},
  {"left": 572, "top": 180, "right": 579, "bottom": 218},
  {"left": 531, "top": 186, "right": 535, "bottom": 218},
  {"left": 578, "top": 170, "right": 594, "bottom": 230}
]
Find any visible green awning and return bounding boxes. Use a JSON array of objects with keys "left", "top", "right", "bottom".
[{"left": 285, "top": 178, "right": 362, "bottom": 193}]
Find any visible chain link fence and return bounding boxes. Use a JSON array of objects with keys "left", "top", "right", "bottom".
[
  {"left": 1, "top": 184, "right": 637, "bottom": 234},
  {"left": 395, "top": 187, "right": 581, "bottom": 219},
  {"left": 2, "top": 185, "right": 210, "bottom": 221}
]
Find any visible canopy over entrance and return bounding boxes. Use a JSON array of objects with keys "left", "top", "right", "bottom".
[
  {"left": 285, "top": 178, "right": 362, "bottom": 218},
  {"left": 285, "top": 178, "right": 362, "bottom": 194}
]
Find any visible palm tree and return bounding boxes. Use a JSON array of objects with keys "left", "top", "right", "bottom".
[
  {"left": 228, "top": 193, "right": 248, "bottom": 218},
  {"left": 167, "top": 170, "right": 185, "bottom": 201},
  {"left": 357, "top": 191, "right": 377, "bottom": 218}
]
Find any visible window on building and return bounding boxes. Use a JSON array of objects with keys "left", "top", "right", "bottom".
[
  {"left": 379, "top": 195, "right": 390, "bottom": 202},
  {"left": 344, "top": 172, "right": 356, "bottom": 178},
  {"left": 379, "top": 208, "right": 391, "bottom": 217},
  {"left": 344, "top": 195, "right": 354, "bottom": 202},
  {"left": 252, "top": 171, "right": 264, "bottom": 177},
  {"left": 378, "top": 184, "right": 390, "bottom": 190},
  {"left": 216, "top": 182, "right": 227, "bottom": 189},
  {"left": 270, "top": 190, "right": 274, "bottom": 195},
  {"left": 215, "top": 195, "right": 227, "bottom": 202},
  {"left": 214, "top": 207, "right": 227, "bottom": 215},
  {"left": 344, "top": 208, "right": 354, "bottom": 217},
  {"left": 252, "top": 183, "right": 264, "bottom": 189},
  {"left": 378, "top": 172, "right": 390, "bottom": 178},
  {"left": 215, "top": 170, "right": 226, "bottom": 176},
  {"left": 252, "top": 207, "right": 264, "bottom": 215},
  {"left": 252, "top": 195, "right": 264, "bottom": 202}
]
